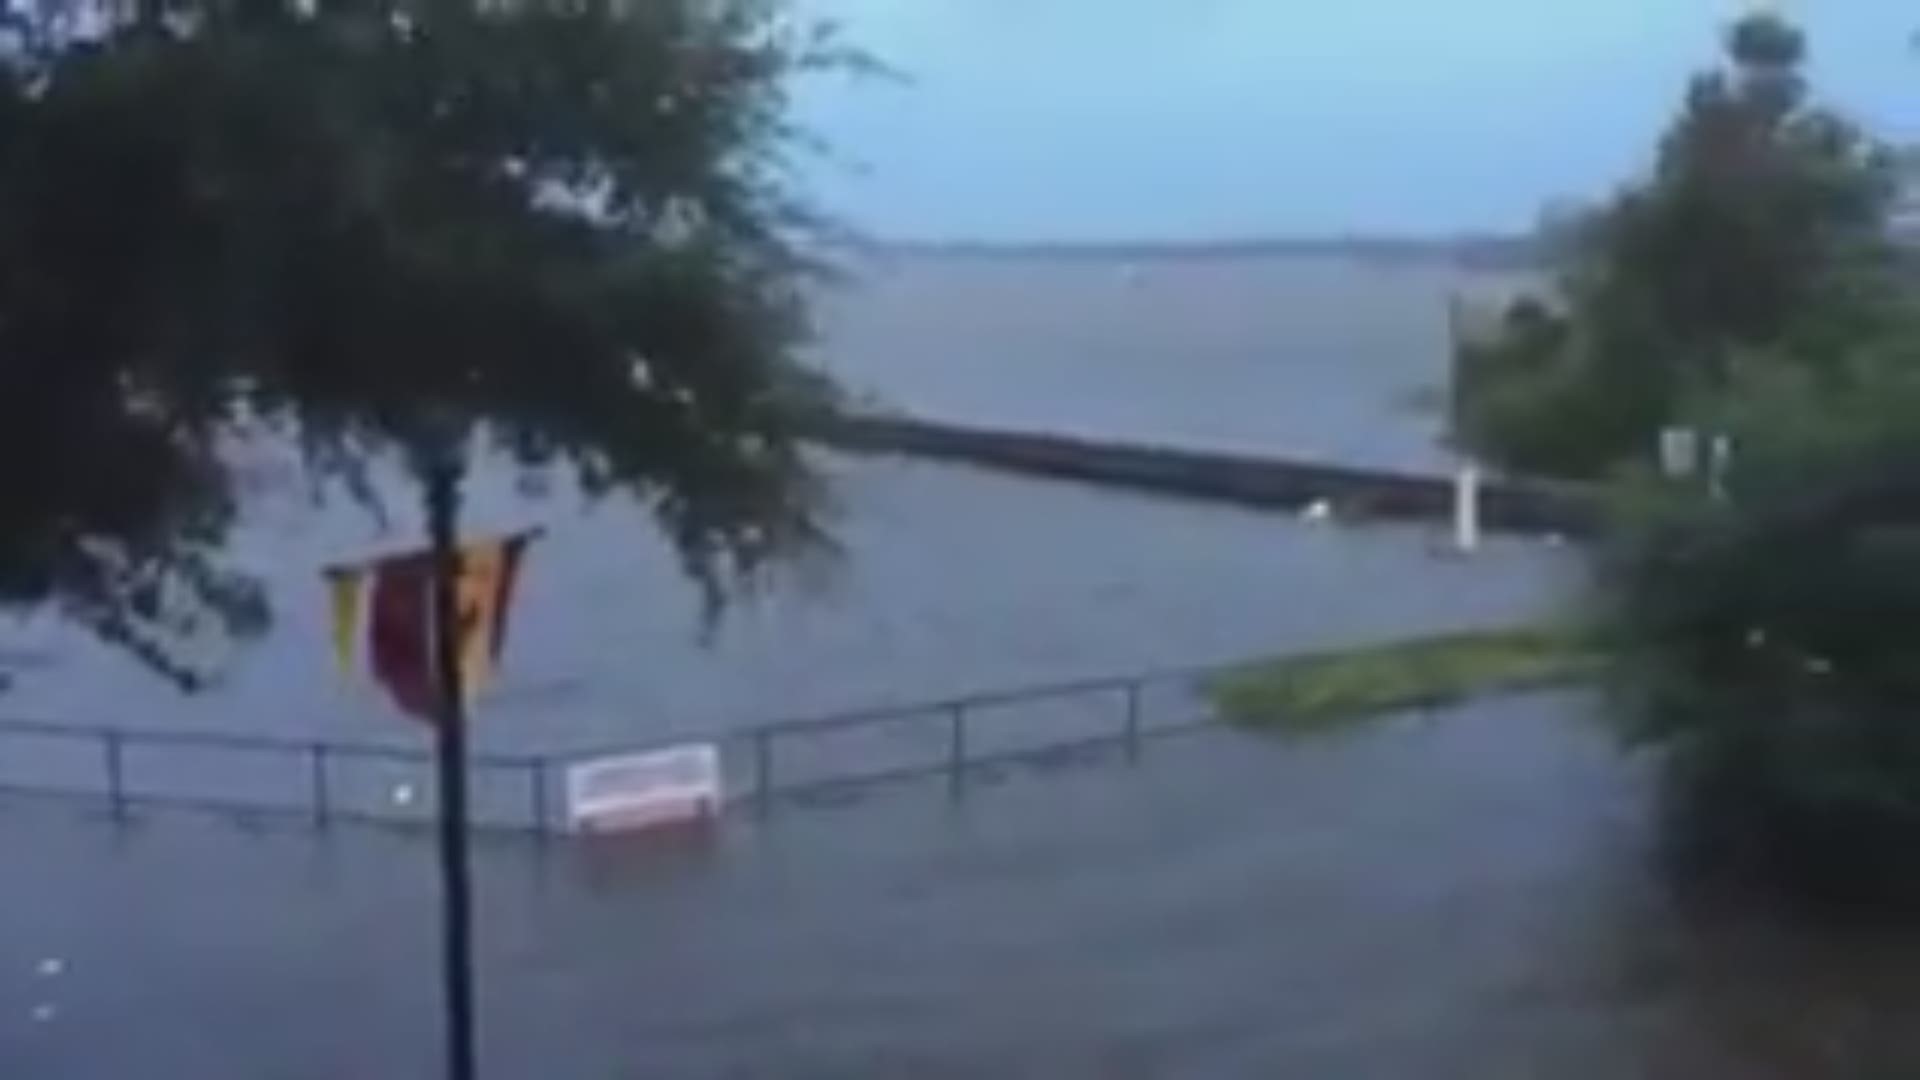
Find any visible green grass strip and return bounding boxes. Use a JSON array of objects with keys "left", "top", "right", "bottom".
[{"left": 1206, "top": 626, "right": 1601, "bottom": 735}]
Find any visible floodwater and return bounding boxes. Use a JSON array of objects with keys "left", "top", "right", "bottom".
[
  {"left": 0, "top": 452, "right": 1572, "bottom": 754},
  {"left": 0, "top": 251, "right": 1551, "bottom": 755},
  {"left": 811, "top": 250, "right": 1533, "bottom": 470},
  {"left": 9, "top": 693, "right": 1920, "bottom": 1078},
  {"left": 10, "top": 252, "right": 1902, "bottom": 1078}
]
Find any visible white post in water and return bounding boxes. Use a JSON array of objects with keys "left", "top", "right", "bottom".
[{"left": 1453, "top": 464, "right": 1482, "bottom": 554}]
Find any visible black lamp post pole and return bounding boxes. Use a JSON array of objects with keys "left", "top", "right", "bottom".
[{"left": 425, "top": 455, "right": 478, "bottom": 1080}]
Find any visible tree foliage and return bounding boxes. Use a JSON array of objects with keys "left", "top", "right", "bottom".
[
  {"left": 1601, "top": 427, "right": 1920, "bottom": 897},
  {"left": 1455, "top": 13, "right": 1905, "bottom": 479},
  {"left": 1573, "top": 16, "right": 1920, "bottom": 899},
  {"left": 0, "top": 0, "right": 853, "bottom": 684}
]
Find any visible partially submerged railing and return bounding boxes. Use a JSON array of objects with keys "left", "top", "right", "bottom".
[
  {"left": 0, "top": 651, "right": 1586, "bottom": 834},
  {"left": 0, "top": 718, "right": 550, "bottom": 832},
  {"left": 0, "top": 661, "right": 1224, "bottom": 834}
]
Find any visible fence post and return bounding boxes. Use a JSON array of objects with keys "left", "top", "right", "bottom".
[
  {"left": 529, "top": 760, "right": 550, "bottom": 840},
  {"left": 753, "top": 729, "right": 774, "bottom": 816},
  {"left": 310, "top": 744, "right": 330, "bottom": 828},
  {"left": 103, "top": 730, "right": 127, "bottom": 822},
  {"left": 1124, "top": 681, "right": 1142, "bottom": 762},
  {"left": 947, "top": 704, "right": 968, "bottom": 798}
]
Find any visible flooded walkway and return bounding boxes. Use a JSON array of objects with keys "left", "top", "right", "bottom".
[{"left": 9, "top": 691, "right": 1920, "bottom": 1078}]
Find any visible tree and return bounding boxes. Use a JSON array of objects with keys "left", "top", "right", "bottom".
[
  {"left": 1, "top": 3, "right": 860, "bottom": 1074},
  {"left": 1454, "top": 13, "right": 1904, "bottom": 479},
  {"left": 1601, "top": 425, "right": 1920, "bottom": 899},
  {"left": 1577, "top": 17, "right": 1920, "bottom": 900},
  {"left": 0, "top": 0, "right": 853, "bottom": 683}
]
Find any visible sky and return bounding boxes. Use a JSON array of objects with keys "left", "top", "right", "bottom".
[{"left": 790, "top": 0, "right": 1920, "bottom": 242}]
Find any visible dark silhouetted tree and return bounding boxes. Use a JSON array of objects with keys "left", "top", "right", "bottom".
[
  {"left": 1455, "top": 12, "right": 1902, "bottom": 479},
  {"left": 0, "top": 0, "right": 856, "bottom": 685}
]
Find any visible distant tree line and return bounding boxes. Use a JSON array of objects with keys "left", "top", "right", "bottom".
[{"left": 884, "top": 235, "right": 1541, "bottom": 269}]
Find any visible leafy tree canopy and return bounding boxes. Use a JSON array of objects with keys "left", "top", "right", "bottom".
[
  {"left": 1455, "top": 13, "right": 1907, "bottom": 480},
  {"left": 0, "top": 0, "right": 854, "bottom": 684},
  {"left": 1600, "top": 424, "right": 1920, "bottom": 898},
  {"left": 1570, "top": 15, "right": 1920, "bottom": 899}
]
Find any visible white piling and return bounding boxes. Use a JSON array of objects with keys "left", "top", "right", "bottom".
[{"left": 1453, "top": 464, "right": 1482, "bottom": 553}]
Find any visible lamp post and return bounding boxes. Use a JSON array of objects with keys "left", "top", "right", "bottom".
[{"left": 424, "top": 448, "right": 477, "bottom": 1080}]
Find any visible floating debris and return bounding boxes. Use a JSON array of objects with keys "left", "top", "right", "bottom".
[
  {"left": 35, "top": 958, "right": 63, "bottom": 978},
  {"left": 30, "top": 1004, "right": 55, "bottom": 1023},
  {"left": 1299, "top": 499, "right": 1333, "bottom": 524},
  {"left": 391, "top": 784, "right": 418, "bottom": 806}
]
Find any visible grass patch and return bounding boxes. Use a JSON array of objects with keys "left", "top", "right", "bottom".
[{"left": 1206, "top": 626, "right": 1600, "bottom": 735}]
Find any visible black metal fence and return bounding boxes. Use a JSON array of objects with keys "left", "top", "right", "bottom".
[
  {"left": 0, "top": 718, "right": 552, "bottom": 831},
  {"left": 0, "top": 662, "right": 1224, "bottom": 834}
]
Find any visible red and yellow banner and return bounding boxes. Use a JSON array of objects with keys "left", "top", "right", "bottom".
[{"left": 325, "top": 533, "right": 533, "bottom": 725}]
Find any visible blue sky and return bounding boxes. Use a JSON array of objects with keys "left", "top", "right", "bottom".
[{"left": 792, "top": 1, "right": 1918, "bottom": 242}]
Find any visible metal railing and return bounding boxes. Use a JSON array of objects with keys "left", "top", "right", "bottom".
[
  {"left": 0, "top": 718, "right": 552, "bottom": 832},
  {"left": 729, "top": 667, "right": 1189, "bottom": 813},
  {"left": 0, "top": 661, "right": 1226, "bottom": 834}
]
